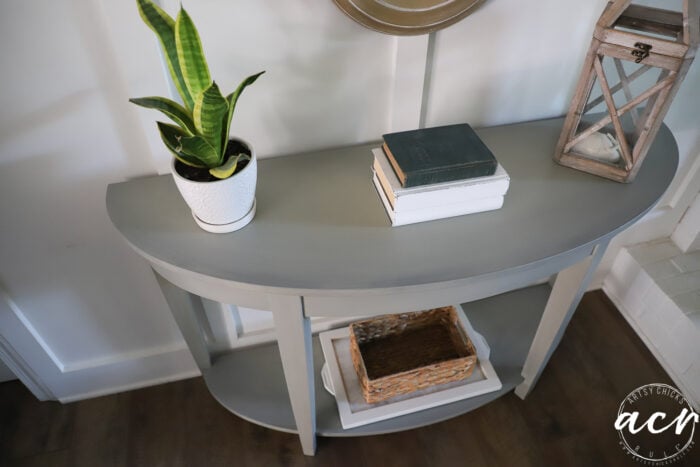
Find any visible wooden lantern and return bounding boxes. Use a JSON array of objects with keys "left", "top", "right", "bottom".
[{"left": 555, "top": 0, "right": 699, "bottom": 182}]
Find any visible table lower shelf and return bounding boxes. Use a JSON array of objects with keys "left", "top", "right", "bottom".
[{"left": 202, "top": 284, "right": 550, "bottom": 437}]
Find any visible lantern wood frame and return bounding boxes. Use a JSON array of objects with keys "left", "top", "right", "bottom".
[{"left": 555, "top": 0, "right": 699, "bottom": 182}]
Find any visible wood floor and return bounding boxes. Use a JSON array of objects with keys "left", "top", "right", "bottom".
[{"left": 1, "top": 291, "right": 698, "bottom": 467}]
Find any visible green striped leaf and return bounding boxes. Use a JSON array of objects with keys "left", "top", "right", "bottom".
[
  {"left": 130, "top": 96, "right": 196, "bottom": 134},
  {"left": 222, "top": 71, "right": 265, "bottom": 154},
  {"left": 178, "top": 134, "right": 220, "bottom": 168},
  {"left": 175, "top": 7, "right": 211, "bottom": 101},
  {"left": 136, "top": 0, "right": 194, "bottom": 110},
  {"left": 157, "top": 122, "right": 206, "bottom": 168},
  {"left": 209, "top": 153, "right": 250, "bottom": 179},
  {"left": 193, "top": 82, "right": 228, "bottom": 161}
]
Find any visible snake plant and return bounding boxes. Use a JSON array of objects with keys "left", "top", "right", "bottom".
[{"left": 130, "top": 0, "right": 264, "bottom": 179}]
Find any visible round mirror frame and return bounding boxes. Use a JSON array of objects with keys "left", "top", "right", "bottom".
[{"left": 332, "top": 0, "right": 485, "bottom": 35}]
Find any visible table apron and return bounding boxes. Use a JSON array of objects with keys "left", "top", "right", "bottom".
[
  {"left": 303, "top": 244, "right": 598, "bottom": 318},
  {"left": 148, "top": 241, "right": 601, "bottom": 317}
]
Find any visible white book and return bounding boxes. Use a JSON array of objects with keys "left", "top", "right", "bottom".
[
  {"left": 372, "top": 147, "right": 510, "bottom": 213},
  {"left": 372, "top": 172, "right": 504, "bottom": 226}
]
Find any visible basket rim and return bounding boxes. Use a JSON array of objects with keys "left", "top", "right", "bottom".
[
  {"left": 362, "top": 353, "right": 477, "bottom": 383},
  {"left": 349, "top": 305, "right": 458, "bottom": 332},
  {"left": 349, "top": 306, "right": 477, "bottom": 382}
]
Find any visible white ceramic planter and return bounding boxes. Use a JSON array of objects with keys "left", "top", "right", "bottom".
[{"left": 171, "top": 139, "right": 257, "bottom": 233}]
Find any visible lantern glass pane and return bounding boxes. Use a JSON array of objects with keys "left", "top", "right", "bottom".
[
  {"left": 570, "top": 55, "right": 668, "bottom": 166},
  {"left": 571, "top": 73, "right": 624, "bottom": 166}
]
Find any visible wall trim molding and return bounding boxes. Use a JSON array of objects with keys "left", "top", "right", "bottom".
[
  {"left": 1, "top": 286, "right": 66, "bottom": 372},
  {"left": 667, "top": 146, "right": 700, "bottom": 211},
  {"left": 418, "top": 32, "right": 437, "bottom": 129},
  {"left": 58, "top": 367, "right": 200, "bottom": 403},
  {"left": 672, "top": 192, "right": 700, "bottom": 252},
  {"left": 603, "top": 283, "right": 699, "bottom": 408},
  {"left": 53, "top": 345, "right": 198, "bottom": 402},
  {"left": 60, "top": 341, "right": 189, "bottom": 373},
  {"left": 389, "top": 34, "right": 431, "bottom": 132},
  {"left": 1, "top": 280, "right": 199, "bottom": 402},
  {"left": 0, "top": 334, "right": 54, "bottom": 400}
]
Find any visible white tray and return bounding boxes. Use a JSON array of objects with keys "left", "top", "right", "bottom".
[{"left": 318, "top": 304, "right": 502, "bottom": 429}]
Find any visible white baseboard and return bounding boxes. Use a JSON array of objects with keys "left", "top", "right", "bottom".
[
  {"left": 2, "top": 283, "right": 200, "bottom": 402},
  {"left": 603, "top": 283, "right": 700, "bottom": 410},
  {"left": 60, "top": 342, "right": 189, "bottom": 373},
  {"left": 53, "top": 345, "right": 199, "bottom": 403},
  {"left": 0, "top": 334, "right": 54, "bottom": 400},
  {"left": 589, "top": 271, "right": 606, "bottom": 291},
  {"left": 671, "top": 195, "right": 700, "bottom": 252},
  {"left": 58, "top": 368, "right": 200, "bottom": 403}
]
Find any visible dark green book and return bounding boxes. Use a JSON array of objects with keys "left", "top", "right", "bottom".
[{"left": 382, "top": 123, "right": 497, "bottom": 188}]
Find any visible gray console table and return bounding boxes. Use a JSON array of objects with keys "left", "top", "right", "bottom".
[{"left": 106, "top": 117, "right": 678, "bottom": 455}]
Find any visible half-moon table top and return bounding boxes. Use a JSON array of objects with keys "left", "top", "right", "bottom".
[{"left": 106, "top": 117, "right": 678, "bottom": 294}]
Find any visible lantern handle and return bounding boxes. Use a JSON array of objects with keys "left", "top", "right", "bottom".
[
  {"left": 596, "top": 0, "right": 632, "bottom": 29},
  {"left": 685, "top": 0, "right": 699, "bottom": 49},
  {"left": 597, "top": 1, "right": 698, "bottom": 50}
]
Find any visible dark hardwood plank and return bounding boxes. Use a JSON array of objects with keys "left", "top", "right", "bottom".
[
  {"left": 416, "top": 415, "right": 489, "bottom": 467},
  {"left": 354, "top": 428, "right": 428, "bottom": 467},
  {"left": 70, "top": 392, "right": 130, "bottom": 467},
  {"left": 7, "top": 449, "right": 73, "bottom": 467},
  {"left": 126, "top": 379, "right": 190, "bottom": 467},
  {"left": 1, "top": 291, "right": 698, "bottom": 466},
  {"left": 0, "top": 380, "right": 74, "bottom": 463}
]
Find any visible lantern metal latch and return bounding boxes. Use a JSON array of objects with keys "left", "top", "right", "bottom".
[{"left": 631, "top": 42, "right": 652, "bottom": 63}]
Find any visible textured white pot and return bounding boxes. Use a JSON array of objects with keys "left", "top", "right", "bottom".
[{"left": 171, "top": 138, "right": 257, "bottom": 233}]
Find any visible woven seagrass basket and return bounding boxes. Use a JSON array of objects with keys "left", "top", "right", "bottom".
[{"left": 349, "top": 306, "right": 477, "bottom": 404}]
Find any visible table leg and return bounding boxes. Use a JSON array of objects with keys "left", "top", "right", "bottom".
[
  {"left": 515, "top": 241, "right": 608, "bottom": 399},
  {"left": 153, "top": 269, "right": 211, "bottom": 370},
  {"left": 270, "top": 296, "right": 316, "bottom": 456}
]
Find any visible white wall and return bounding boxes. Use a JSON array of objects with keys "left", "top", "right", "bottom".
[
  {"left": 144, "top": 0, "right": 396, "bottom": 166},
  {"left": 0, "top": 0, "right": 698, "bottom": 400},
  {"left": 425, "top": 0, "right": 604, "bottom": 127}
]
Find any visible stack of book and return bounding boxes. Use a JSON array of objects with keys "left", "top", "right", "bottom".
[{"left": 372, "top": 123, "right": 510, "bottom": 226}]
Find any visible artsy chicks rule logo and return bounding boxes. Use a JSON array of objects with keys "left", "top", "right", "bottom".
[{"left": 615, "top": 383, "right": 699, "bottom": 465}]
